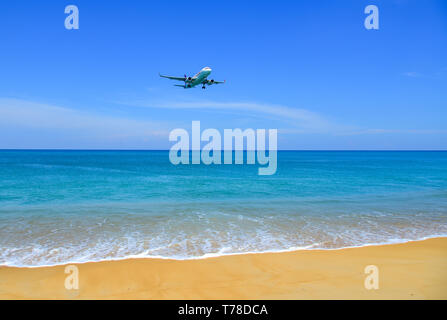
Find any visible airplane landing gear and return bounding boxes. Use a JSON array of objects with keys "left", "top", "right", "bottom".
[{"left": 202, "top": 85, "right": 206, "bottom": 89}]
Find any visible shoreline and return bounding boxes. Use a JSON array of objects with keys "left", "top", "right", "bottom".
[
  {"left": 1, "top": 237, "right": 446, "bottom": 299},
  {"left": 3, "top": 235, "right": 446, "bottom": 269}
]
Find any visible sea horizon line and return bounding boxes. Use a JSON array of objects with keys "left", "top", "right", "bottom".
[{"left": 1, "top": 149, "right": 447, "bottom": 152}]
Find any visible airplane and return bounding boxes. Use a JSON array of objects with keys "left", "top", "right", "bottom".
[{"left": 159, "top": 67, "right": 225, "bottom": 89}]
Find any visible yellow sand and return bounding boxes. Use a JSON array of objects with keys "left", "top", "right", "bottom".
[{"left": 0, "top": 237, "right": 446, "bottom": 299}]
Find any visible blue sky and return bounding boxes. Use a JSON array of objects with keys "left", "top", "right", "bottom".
[{"left": 0, "top": 0, "right": 446, "bottom": 149}]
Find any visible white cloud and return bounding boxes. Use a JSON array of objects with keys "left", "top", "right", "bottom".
[
  {"left": 338, "top": 128, "right": 447, "bottom": 135},
  {"left": 0, "top": 98, "right": 169, "bottom": 148},
  {"left": 0, "top": 98, "right": 167, "bottom": 135},
  {"left": 1, "top": 97, "right": 445, "bottom": 149},
  {"left": 403, "top": 72, "right": 423, "bottom": 78},
  {"left": 120, "top": 99, "right": 346, "bottom": 133}
]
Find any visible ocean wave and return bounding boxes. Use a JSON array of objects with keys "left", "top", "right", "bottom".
[
  {"left": 1, "top": 211, "right": 446, "bottom": 268},
  {"left": 1, "top": 235, "right": 446, "bottom": 268}
]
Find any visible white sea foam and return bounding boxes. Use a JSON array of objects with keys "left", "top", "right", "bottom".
[{"left": 1, "top": 228, "right": 446, "bottom": 268}]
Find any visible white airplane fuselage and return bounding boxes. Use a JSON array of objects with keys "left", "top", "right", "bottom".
[{"left": 186, "top": 67, "right": 212, "bottom": 88}]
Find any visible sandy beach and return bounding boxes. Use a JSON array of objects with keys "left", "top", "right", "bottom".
[{"left": 0, "top": 237, "right": 446, "bottom": 300}]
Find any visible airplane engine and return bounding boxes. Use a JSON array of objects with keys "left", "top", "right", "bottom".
[
  {"left": 187, "top": 77, "right": 192, "bottom": 82},
  {"left": 208, "top": 79, "right": 215, "bottom": 85}
]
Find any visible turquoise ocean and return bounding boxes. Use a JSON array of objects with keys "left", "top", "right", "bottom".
[{"left": 0, "top": 150, "right": 446, "bottom": 267}]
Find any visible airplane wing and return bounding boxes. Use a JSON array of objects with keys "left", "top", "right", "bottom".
[
  {"left": 159, "top": 73, "right": 186, "bottom": 81},
  {"left": 205, "top": 79, "right": 226, "bottom": 84}
]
